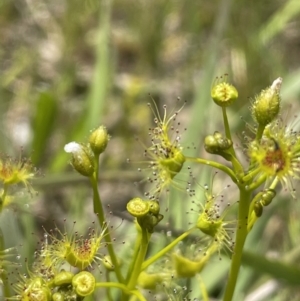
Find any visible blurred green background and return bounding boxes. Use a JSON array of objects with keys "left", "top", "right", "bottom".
[{"left": 1, "top": 0, "right": 300, "bottom": 300}]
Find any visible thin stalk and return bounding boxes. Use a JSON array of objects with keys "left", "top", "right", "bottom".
[
  {"left": 242, "top": 167, "right": 261, "bottom": 183},
  {"left": 223, "top": 188, "right": 252, "bottom": 301},
  {"left": 245, "top": 174, "right": 267, "bottom": 191},
  {"left": 127, "top": 228, "right": 150, "bottom": 290},
  {"left": 142, "top": 227, "right": 196, "bottom": 270},
  {"left": 90, "top": 176, "right": 124, "bottom": 283},
  {"left": 185, "top": 156, "right": 237, "bottom": 183},
  {"left": 222, "top": 107, "right": 233, "bottom": 141},
  {"left": 125, "top": 224, "right": 143, "bottom": 282},
  {"left": 0, "top": 187, "right": 11, "bottom": 298},
  {"left": 222, "top": 107, "right": 244, "bottom": 174},
  {"left": 255, "top": 123, "right": 265, "bottom": 141}
]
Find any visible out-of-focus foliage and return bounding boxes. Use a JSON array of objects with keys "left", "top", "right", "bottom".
[{"left": 1, "top": 0, "right": 300, "bottom": 300}]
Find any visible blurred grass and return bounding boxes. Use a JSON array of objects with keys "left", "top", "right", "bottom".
[{"left": 1, "top": 0, "right": 300, "bottom": 300}]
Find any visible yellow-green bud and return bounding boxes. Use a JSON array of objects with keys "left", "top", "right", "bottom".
[
  {"left": 89, "top": 125, "right": 110, "bottom": 155},
  {"left": 54, "top": 270, "right": 74, "bottom": 286},
  {"left": 139, "top": 212, "right": 163, "bottom": 233},
  {"left": 148, "top": 200, "right": 160, "bottom": 215},
  {"left": 211, "top": 76, "right": 238, "bottom": 107},
  {"left": 126, "top": 198, "right": 150, "bottom": 217},
  {"left": 254, "top": 201, "right": 263, "bottom": 217},
  {"left": 204, "top": 131, "right": 232, "bottom": 161},
  {"left": 204, "top": 131, "right": 232, "bottom": 154},
  {"left": 261, "top": 189, "right": 276, "bottom": 206},
  {"left": 64, "top": 142, "right": 95, "bottom": 177},
  {"left": 172, "top": 253, "right": 205, "bottom": 278},
  {"left": 252, "top": 77, "right": 282, "bottom": 126},
  {"left": 52, "top": 292, "right": 64, "bottom": 301},
  {"left": 137, "top": 271, "right": 162, "bottom": 290},
  {"left": 72, "top": 271, "right": 95, "bottom": 297}
]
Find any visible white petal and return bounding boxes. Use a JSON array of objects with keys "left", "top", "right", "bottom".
[
  {"left": 64, "top": 142, "right": 82, "bottom": 154},
  {"left": 271, "top": 77, "right": 282, "bottom": 92}
]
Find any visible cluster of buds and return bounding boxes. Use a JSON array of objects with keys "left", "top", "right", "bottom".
[
  {"left": 64, "top": 125, "right": 110, "bottom": 177},
  {"left": 12, "top": 270, "right": 96, "bottom": 300},
  {"left": 9, "top": 221, "right": 113, "bottom": 300},
  {"left": 204, "top": 131, "right": 232, "bottom": 161},
  {"left": 126, "top": 197, "right": 163, "bottom": 233}
]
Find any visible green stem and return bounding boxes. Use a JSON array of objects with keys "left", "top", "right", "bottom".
[
  {"left": 245, "top": 174, "right": 267, "bottom": 191},
  {"left": 105, "top": 270, "right": 114, "bottom": 301},
  {"left": 90, "top": 175, "right": 124, "bottom": 283},
  {"left": 142, "top": 227, "right": 196, "bottom": 270},
  {"left": 222, "top": 107, "right": 244, "bottom": 174},
  {"left": 125, "top": 224, "right": 143, "bottom": 282},
  {"left": 242, "top": 167, "right": 261, "bottom": 183},
  {"left": 255, "top": 123, "right": 265, "bottom": 141},
  {"left": 95, "top": 282, "right": 147, "bottom": 301},
  {"left": 222, "top": 107, "right": 232, "bottom": 141},
  {"left": 223, "top": 188, "right": 252, "bottom": 301},
  {"left": 0, "top": 186, "right": 11, "bottom": 298},
  {"left": 127, "top": 228, "right": 150, "bottom": 290},
  {"left": 185, "top": 157, "right": 237, "bottom": 183}
]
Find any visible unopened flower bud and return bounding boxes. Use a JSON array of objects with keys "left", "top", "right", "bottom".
[
  {"left": 252, "top": 77, "right": 282, "bottom": 126},
  {"left": 127, "top": 198, "right": 150, "bottom": 217},
  {"left": 140, "top": 212, "right": 164, "bottom": 233},
  {"left": 204, "top": 132, "right": 232, "bottom": 161},
  {"left": 72, "top": 271, "right": 95, "bottom": 297},
  {"left": 254, "top": 201, "right": 263, "bottom": 217},
  {"left": 211, "top": 76, "right": 238, "bottom": 107},
  {"left": 64, "top": 142, "right": 95, "bottom": 177},
  {"left": 148, "top": 200, "right": 160, "bottom": 215},
  {"left": 89, "top": 125, "right": 110, "bottom": 155},
  {"left": 52, "top": 293, "right": 64, "bottom": 301},
  {"left": 204, "top": 131, "right": 232, "bottom": 154},
  {"left": 54, "top": 270, "right": 74, "bottom": 286},
  {"left": 261, "top": 189, "right": 276, "bottom": 206}
]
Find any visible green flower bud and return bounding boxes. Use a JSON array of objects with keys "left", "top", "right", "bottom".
[
  {"left": 64, "top": 142, "right": 95, "bottom": 177},
  {"left": 172, "top": 253, "right": 205, "bottom": 278},
  {"left": 72, "top": 271, "right": 95, "bottom": 297},
  {"left": 252, "top": 77, "right": 282, "bottom": 126},
  {"left": 211, "top": 76, "right": 238, "bottom": 107},
  {"left": 261, "top": 189, "right": 276, "bottom": 206},
  {"left": 204, "top": 131, "right": 232, "bottom": 154},
  {"left": 204, "top": 131, "right": 232, "bottom": 161},
  {"left": 137, "top": 271, "right": 162, "bottom": 290},
  {"left": 148, "top": 200, "right": 160, "bottom": 215},
  {"left": 254, "top": 201, "right": 263, "bottom": 217},
  {"left": 52, "top": 292, "right": 64, "bottom": 301},
  {"left": 54, "top": 270, "right": 74, "bottom": 286},
  {"left": 89, "top": 125, "right": 110, "bottom": 155},
  {"left": 127, "top": 198, "right": 150, "bottom": 217},
  {"left": 138, "top": 212, "right": 164, "bottom": 233}
]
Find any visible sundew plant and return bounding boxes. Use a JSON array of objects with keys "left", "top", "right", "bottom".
[{"left": 1, "top": 76, "right": 300, "bottom": 301}]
